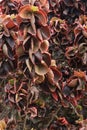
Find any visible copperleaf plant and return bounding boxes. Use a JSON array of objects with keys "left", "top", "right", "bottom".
[{"left": 0, "top": 0, "right": 87, "bottom": 130}]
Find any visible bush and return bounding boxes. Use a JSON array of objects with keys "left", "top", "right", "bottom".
[{"left": 0, "top": 0, "right": 87, "bottom": 130}]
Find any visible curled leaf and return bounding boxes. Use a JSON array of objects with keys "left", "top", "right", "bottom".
[
  {"left": 35, "top": 60, "right": 48, "bottom": 75},
  {"left": 42, "top": 52, "right": 51, "bottom": 67},
  {"left": 68, "top": 78, "right": 78, "bottom": 88},
  {"left": 2, "top": 44, "right": 14, "bottom": 60},
  {"left": 31, "top": 37, "right": 41, "bottom": 53},
  {"left": 35, "top": 9, "right": 47, "bottom": 25},
  {"left": 25, "top": 58, "right": 32, "bottom": 72},
  {"left": 65, "top": 46, "right": 78, "bottom": 59},
  {"left": 40, "top": 40, "right": 49, "bottom": 53},
  {"left": 19, "top": 5, "right": 33, "bottom": 19},
  {"left": 34, "top": 75, "right": 45, "bottom": 84},
  {"left": 52, "top": 92, "right": 58, "bottom": 101},
  {"left": 28, "top": 85, "right": 39, "bottom": 104},
  {"left": 37, "top": 26, "right": 50, "bottom": 40},
  {"left": 79, "top": 43, "right": 87, "bottom": 55},
  {"left": 28, "top": 107, "right": 37, "bottom": 118},
  {"left": 5, "top": 37, "right": 15, "bottom": 49},
  {"left": 51, "top": 66, "right": 62, "bottom": 82}
]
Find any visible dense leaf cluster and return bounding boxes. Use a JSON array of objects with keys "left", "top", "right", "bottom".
[{"left": 0, "top": 0, "right": 87, "bottom": 130}]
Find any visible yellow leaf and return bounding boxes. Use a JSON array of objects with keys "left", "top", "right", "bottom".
[
  {"left": 31, "top": 6, "right": 39, "bottom": 12},
  {"left": 50, "top": 17, "right": 64, "bottom": 24},
  {"left": 0, "top": 120, "right": 7, "bottom": 130}
]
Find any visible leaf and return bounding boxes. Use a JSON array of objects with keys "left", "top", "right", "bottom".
[
  {"left": 34, "top": 75, "right": 45, "bottom": 84},
  {"left": 35, "top": 60, "right": 48, "bottom": 75},
  {"left": 3, "top": 26, "right": 10, "bottom": 37},
  {"left": 31, "top": 37, "right": 41, "bottom": 53},
  {"left": 21, "top": 88, "right": 28, "bottom": 95},
  {"left": 11, "top": 0, "right": 21, "bottom": 2},
  {"left": 28, "top": 25, "right": 36, "bottom": 36},
  {"left": 74, "top": 70, "right": 85, "bottom": 79},
  {"left": 50, "top": 17, "right": 65, "bottom": 27},
  {"left": 28, "top": 14, "right": 36, "bottom": 35},
  {"left": 19, "top": 5, "right": 39, "bottom": 19},
  {"left": 35, "top": 9, "right": 47, "bottom": 25},
  {"left": 0, "top": 66, "right": 7, "bottom": 78},
  {"left": 47, "top": 68, "right": 61, "bottom": 91},
  {"left": 68, "top": 78, "right": 78, "bottom": 88},
  {"left": 8, "top": 94, "right": 15, "bottom": 103},
  {"left": 2, "top": 44, "right": 14, "bottom": 60},
  {"left": 65, "top": 46, "right": 78, "bottom": 59},
  {"left": 57, "top": 117, "right": 69, "bottom": 125},
  {"left": 0, "top": 120, "right": 7, "bottom": 130},
  {"left": 79, "top": 43, "right": 87, "bottom": 54},
  {"left": 51, "top": 66, "right": 62, "bottom": 83},
  {"left": 34, "top": 51, "right": 42, "bottom": 62},
  {"left": 5, "top": 19, "right": 18, "bottom": 31},
  {"left": 16, "top": 44, "right": 24, "bottom": 57},
  {"left": 16, "top": 15, "right": 22, "bottom": 25},
  {"left": 42, "top": 52, "right": 51, "bottom": 67},
  {"left": 74, "top": 25, "right": 81, "bottom": 40},
  {"left": 63, "top": 86, "right": 71, "bottom": 96},
  {"left": 2, "top": 44, "right": 8, "bottom": 56},
  {"left": 5, "top": 37, "right": 15, "bottom": 49},
  {"left": 3, "top": 60, "right": 13, "bottom": 73},
  {"left": 37, "top": 26, "right": 50, "bottom": 41},
  {"left": 23, "top": 36, "right": 31, "bottom": 51},
  {"left": 48, "top": 82, "right": 57, "bottom": 92},
  {"left": 52, "top": 92, "right": 58, "bottom": 101},
  {"left": 25, "top": 58, "right": 32, "bottom": 72},
  {"left": 19, "top": 5, "right": 32, "bottom": 19},
  {"left": 28, "top": 107, "right": 37, "bottom": 118},
  {"left": 28, "top": 85, "right": 39, "bottom": 103},
  {"left": 29, "top": 0, "right": 36, "bottom": 5},
  {"left": 31, "top": 6, "right": 39, "bottom": 12},
  {"left": 9, "top": 79, "right": 14, "bottom": 86},
  {"left": 47, "top": 68, "right": 54, "bottom": 81},
  {"left": 39, "top": 0, "right": 47, "bottom": 6},
  {"left": 40, "top": 40, "right": 49, "bottom": 53},
  {"left": 5, "top": 83, "right": 13, "bottom": 93},
  {"left": 15, "top": 94, "right": 22, "bottom": 103},
  {"left": 29, "top": 49, "right": 35, "bottom": 64},
  {"left": 51, "top": 60, "right": 56, "bottom": 66},
  {"left": 82, "top": 26, "right": 87, "bottom": 38},
  {"left": 82, "top": 52, "right": 87, "bottom": 65}
]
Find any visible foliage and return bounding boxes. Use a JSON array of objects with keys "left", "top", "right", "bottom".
[{"left": 0, "top": 0, "right": 87, "bottom": 130}]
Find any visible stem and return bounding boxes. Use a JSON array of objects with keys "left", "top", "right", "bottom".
[
  {"left": 47, "top": 106, "right": 62, "bottom": 127},
  {"left": 23, "top": 115, "right": 27, "bottom": 130}
]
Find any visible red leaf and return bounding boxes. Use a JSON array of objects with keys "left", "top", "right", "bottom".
[{"left": 52, "top": 92, "right": 58, "bottom": 101}]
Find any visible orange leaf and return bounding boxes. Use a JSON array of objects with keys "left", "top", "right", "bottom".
[
  {"left": 74, "top": 70, "right": 85, "bottom": 79},
  {"left": 19, "top": 5, "right": 33, "bottom": 19},
  {"left": 0, "top": 120, "right": 7, "bottom": 130}
]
